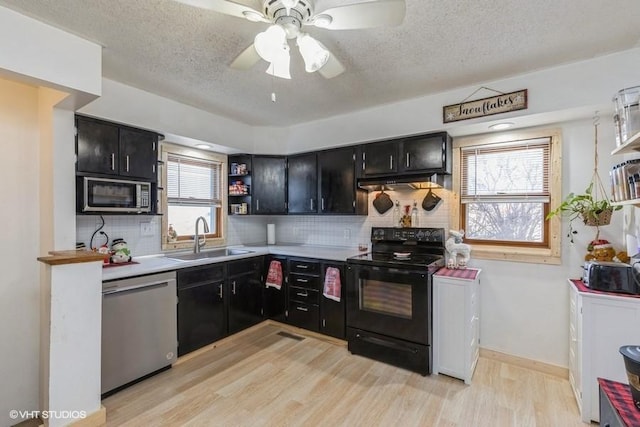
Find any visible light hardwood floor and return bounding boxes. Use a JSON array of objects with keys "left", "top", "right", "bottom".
[{"left": 102, "top": 322, "right": 590, "bottom": 427}]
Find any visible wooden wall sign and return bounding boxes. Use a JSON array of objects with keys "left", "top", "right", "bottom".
[{"left": 443, "top": 89, "right": 528, "bottom": 123}]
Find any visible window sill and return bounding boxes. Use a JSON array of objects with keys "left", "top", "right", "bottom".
[
  {"left": 161, "top": 237, "right": 226, "bottom": 252},
  {"left": 470, "top": 244, "right": 561, "bottom": 265}
]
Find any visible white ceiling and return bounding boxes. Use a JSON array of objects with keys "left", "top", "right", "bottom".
[{"left": 2, "top": 0, "right": 640, "bottom": 127}]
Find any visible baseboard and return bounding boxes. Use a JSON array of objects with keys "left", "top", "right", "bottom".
[{"left": 480, "top": 348, "right": 568, "bottom": 379}]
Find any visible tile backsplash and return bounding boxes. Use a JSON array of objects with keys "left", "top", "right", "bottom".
[
  {"left": 76, "top": 215, "right": 162, "bottom": 256},
  {"left": 76, "top": 188, "right": 452, "bottom": 255}
]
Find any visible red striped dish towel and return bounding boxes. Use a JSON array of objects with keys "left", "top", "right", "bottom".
[
  {"left": 323, "top": 267, "right": 341, "bottom": 302},
  {"left": 265, "top": 260, "right": 283, "bottom": 290}
]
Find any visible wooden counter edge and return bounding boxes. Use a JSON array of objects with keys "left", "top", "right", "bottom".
[{"left": 37, "top": 250, "right": 106, "bottom": 266}]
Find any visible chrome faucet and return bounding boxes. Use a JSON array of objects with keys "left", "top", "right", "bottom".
[{"left": 194, "top": 216, "right": 210, "bottom": 253}]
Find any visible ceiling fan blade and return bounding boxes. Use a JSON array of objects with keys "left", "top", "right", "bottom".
[
  {"left": 174, "top": 0, "right": 264, "bottom": 20},
  {"left": 230, "top": 44, "right": 261, "bottom": 70},
  {"left": 314, "top": 0, "right": 406, "bottom": 30},
  {"left": 318, "top": 51, "right": 345, "bottom": 79}
]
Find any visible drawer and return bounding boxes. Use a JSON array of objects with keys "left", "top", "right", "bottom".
[
  {"left": 288, "top": 301, "right": 319, "bottom": 332},
  {"left": 289, "top": 259, "right": 320, "bottom": 276},
  {"left": 289, "top": 285, "right": 319, "bottom": 304},
  {"left": 177, "top": 263, "right": 225, "bottom": 288},
  {"left": 289, "top": 273, "right": 320, "bottom": 290},
  {"left": 228, "top": 256, "right": 262, "bottom": 276}
]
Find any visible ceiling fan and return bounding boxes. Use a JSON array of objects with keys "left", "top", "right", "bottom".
[{"left": 176, "top": 0, "right": 406, "bottom": 79}]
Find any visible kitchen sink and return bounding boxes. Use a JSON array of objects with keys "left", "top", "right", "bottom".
[{"left": 165, "top": 248, "right": 253, "bottom": 261}]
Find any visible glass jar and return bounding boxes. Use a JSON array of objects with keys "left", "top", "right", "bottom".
[{"left": 614, "top": 86, "right": 640, "bottom": 143}]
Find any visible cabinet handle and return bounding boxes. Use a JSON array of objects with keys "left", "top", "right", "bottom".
[
  {"left": 296, "top": 265, "right": 308, "bottom": 269},
  {"left": 232, "top": 280, "right": 236, "bottom": 295},
  {"left": 310, "top": 199, "right": 314, "bottom": 211},
  {"left": 126, "top": 155, "right": 130, "bottom": 172},
  {"left": 362, "top": 152, "right": 366, "bottom": 171},
  {"left": 296, "top": 278, "right": 309, "bottom": 283},
  {"left": 218, "top": 283, "right": 223, "bottom": 299},
  {"left": 406, "top": 153, "right": 410, "bottom": 168},
  {"left": 322, "top": 319, "right": 326, "bottom": 328},
  {"left": 390, "top": 155, "right": 393, "bottom": 170},
  {"left": 296, "top": 306, "right": 308, "bottom": 312},
  {"left": 321, "top": 198, "right": 325, "bottom": 211},
  {"left": 110, "top": 153, "right": 115, "bottom": 171},
  {"left": 256, "top": 199, "right": 259, "bottom": 212},
  {"left": 296, "top": 292, "right": 308, "bottom": 297}
]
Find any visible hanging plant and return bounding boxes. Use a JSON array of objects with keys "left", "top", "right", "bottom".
[{"left": 546, "top": 117, "right": 621, "bottom": 242}]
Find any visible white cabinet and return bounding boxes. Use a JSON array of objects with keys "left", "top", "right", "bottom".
[
  {"left": 433, "top": 268, "right": 481, "bottom": 384},
  {"left": 568, "top": 280, "right": 640, "bottom": 423}
]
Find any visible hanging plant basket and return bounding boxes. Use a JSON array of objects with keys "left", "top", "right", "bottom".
[{"left": 582, "top": 206, "right": 613, "bottom": 226}]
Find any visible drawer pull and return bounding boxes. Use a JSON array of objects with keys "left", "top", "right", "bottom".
[
  {"left": 296, "top": 306, "right": 308, "bottom": 312},
  {"left": 296, "top": 264, "right": 308, "bottom": 269},
  {"left": 296, "top": 278, "right": 309, "bottom": 283},
  {"left": 296, "top": 292, "right": 308, "bottom": 297}
]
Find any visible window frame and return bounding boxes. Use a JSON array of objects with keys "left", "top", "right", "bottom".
[
  {"left": 160, "top": 142, "right": 227, "bottom": 251},
  {"left": 451, "top": 127, "right": 562, "bottom": 265}
]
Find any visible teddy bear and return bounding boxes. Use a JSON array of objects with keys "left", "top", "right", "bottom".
[{"left": 584, "top": 239, "right": 616, "bottom": 262}]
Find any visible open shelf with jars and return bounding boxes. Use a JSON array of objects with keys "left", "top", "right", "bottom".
[
  {"left": 228, "top": 155, "right": 251, "bottom": 215},
  {"left": 610, "top": 130, "right": 640, "bottom": 156}
]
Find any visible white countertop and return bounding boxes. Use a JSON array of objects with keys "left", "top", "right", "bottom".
[{"left": 102, "top": 244, "right": 362, "bottom": 282}]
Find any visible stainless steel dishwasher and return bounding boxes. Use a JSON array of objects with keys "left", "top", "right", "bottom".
[{"left": 101, "top": 271, "right": 177, "bottom": 395}]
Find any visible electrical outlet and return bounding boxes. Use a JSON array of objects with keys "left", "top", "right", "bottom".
[
  {"left": 140, "top": 221, "right": 154, "bottom": 236},
  {"left": 343, "top": 228, "right": 351, "bottom": 240}
]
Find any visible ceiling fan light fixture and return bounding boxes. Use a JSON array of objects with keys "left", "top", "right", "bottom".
[
  {"left": 266, "top": 49, "right": 291, "bottom": 79},
  {"left": 281, "top": 0, "right": 299, "bottom": 16},
  {"left": 297, "top": 33, "right": 330, "bottom": 73},
  {"left": 254, "top": 24, "right": 288, "bottom": 63},
  {"left": 312, "top": 14, "right": 333, "bottom": 29}
]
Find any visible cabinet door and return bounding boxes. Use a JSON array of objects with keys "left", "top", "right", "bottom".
[
  {"left": 76, "top": 117, "right": 120, "bottom": 175},
  {"left": 400, "top": 133, "right": 450, "bottom": 173},
  {"left": 119, "top": 127, "right": 158, "bottom": 181},
  {"left": 263, "top": 255, "right": 287, "bottom": 322},
  {"left": 288, "top": 153, "right": 317, "bottom": 214},
  {"left": 228, "top": 271, "right": 263, "bottom": 334},
  {"left": 318, "top": 147, "right": 356, "bottom": 214},
  {"left": 252, "top": 156, "right": 287, "bottom": 214},
  {"left": 361, "top": 141, "right": 398, "bottom": 176},
  {"left": 320, "top": 263, "right": 346, "bottom": 339},
  {"left": 177, "top": 280, "right": 226, "bottom": 356}
]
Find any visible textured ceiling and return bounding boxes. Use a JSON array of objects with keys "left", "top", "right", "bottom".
[{"left": 2, "top": 0, "right": 640, "bottom": 126}]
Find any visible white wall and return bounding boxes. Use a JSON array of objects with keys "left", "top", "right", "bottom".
[
  {"left": 0, "top": 78, "right": 41, "bottom": 427},
  {"left": 79, "top": 79, "right": 256, "bottom": 154},
  {"left": 283, "top": 48, "right": 640, "bottom": 153},
  {"left": 0, "top": 5, "right": 101, "bottom": 109}
]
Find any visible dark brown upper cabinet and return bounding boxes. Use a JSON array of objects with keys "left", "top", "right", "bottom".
[{"left": 76, "top": 115, "right": 159, "bottom": 182}]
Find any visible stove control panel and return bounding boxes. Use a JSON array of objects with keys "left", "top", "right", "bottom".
[{"left": 371, "top": 227, "right": 444, "bottom": 243}]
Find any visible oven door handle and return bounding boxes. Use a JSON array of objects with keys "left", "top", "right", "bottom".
[{"left": 355, "top": 333, "right": 419, "bottom": 354}]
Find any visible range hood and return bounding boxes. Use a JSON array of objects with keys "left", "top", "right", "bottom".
[{"left": 357, "top": 173, "right": 451, "bottom": 191}]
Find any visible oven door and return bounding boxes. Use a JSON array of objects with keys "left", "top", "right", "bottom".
[{"left": 346, "top": 263, "right": 431, "bottom": 345}]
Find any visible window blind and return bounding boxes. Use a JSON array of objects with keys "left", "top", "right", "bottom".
[
  {"left": 167, "top": 154, "right": 222, "bottom": 206},
  {"left": 461, "top": 137, "right": 550, "bottom": 204}
]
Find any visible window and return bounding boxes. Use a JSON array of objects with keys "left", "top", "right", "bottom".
[
  {"left": 161, "top": 143, "right": 226, "bottom": 249},
  {"left": 453, "top": 128, "right": 561, "bottom": 264}
]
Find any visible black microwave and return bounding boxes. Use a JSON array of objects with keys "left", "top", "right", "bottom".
[
  {"left": 77, "top": 176, "right": 152, "bottom": 214},
  {"left": 583, "top": 261, "right": 640, "bottom": 295}
]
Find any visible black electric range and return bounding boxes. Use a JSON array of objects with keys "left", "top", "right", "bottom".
[{"left": 345, "top": 227, "right": 446, "bottom": 375}]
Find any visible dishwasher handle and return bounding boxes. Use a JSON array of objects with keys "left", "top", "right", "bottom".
[{"left": 103, "top": 280, "right": 169, "bottom": 296}]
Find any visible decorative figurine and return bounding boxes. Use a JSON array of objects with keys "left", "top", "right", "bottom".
[
  {"left": 110, "top": 238, "right": 132, "bottom": 264},
  {"left": 445, "top": 229, "right": 471, "bottom": 269}
]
